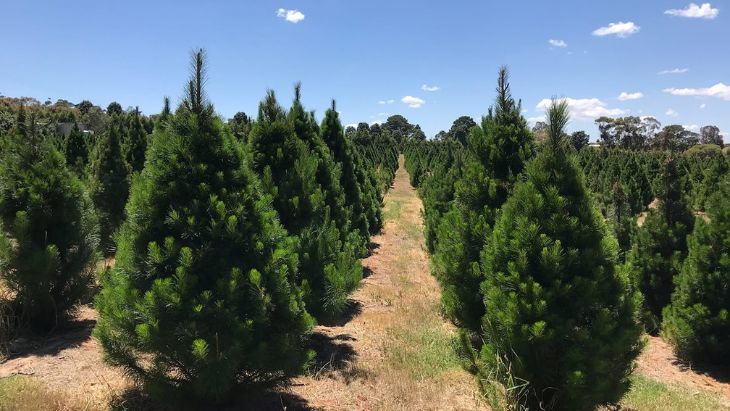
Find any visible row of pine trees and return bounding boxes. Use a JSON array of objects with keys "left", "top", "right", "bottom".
[
  {"left": 405, "top": 67, "right": 729, "bottom": 410},
  {"left": 0, "top": 50, "right": 396, "bottom": 403}
]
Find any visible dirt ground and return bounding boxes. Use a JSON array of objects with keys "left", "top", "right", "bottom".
[
  {"left": 1, "top": 158, "right": 728, "bottom": 410},
  {"left": 636, "top": 335, "right": 730, "bottom": 406}
]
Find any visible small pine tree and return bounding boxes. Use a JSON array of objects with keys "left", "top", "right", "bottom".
[
  {"left": 625, "top": 156, "right": 694, "bottom": 332},
  {"left": 88, "top": 115, "right": 129, "bottom": 255},
  {"left": 123, "top": 107, "right": 148, "bottom": 172},
  {"left": 478, "top": 100, "right": 643, "bottom": 410},
  {"left": 608, "top": 181, "right": 634, "bottom": 261},
  {"left": 662, "top": 182, "right": 730, "bottom": 365},
  {"left": 64, "top": 123, "right": 88, "bottom": 175},
  {"left": 0, "top": 119, "right": 98, "bottom": 332},
  {"left": 94, "top": 51, "right": 313, "bottom": 403}
]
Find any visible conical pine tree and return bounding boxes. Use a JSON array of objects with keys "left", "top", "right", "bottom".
[
  {"left": 88, "top": 115, "right": 129, "bottom": 255},
  {"left": 123, "top": 107, "right": 148, "bottom": 172},
  {"left": 625, "top": 156, "right": 694, "bottom": 332},
  {"left": 477, "top": 100, "right": 643, "bottom": 410},
  {"left": 434, "top": 66, "right": 534, "bottom": 331},
  {"left": 64, "top": 123, "right": 88, "bottom": 175},
  {"left": 94, "top": 50, "right": 313, "bottom": 403},
  {"left": 662, "top": 181, "right": 730, "bottom": 365},
  {"left": 0, "top": 117, "right": 98, "bottom": 332}
]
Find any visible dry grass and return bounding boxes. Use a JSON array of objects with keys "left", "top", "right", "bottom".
[
  {"left": 617, "top": 375, "right": 729, "bottom": 411},
  {"left": 0, "top": 375, "right": 77, "bottom": 411}
]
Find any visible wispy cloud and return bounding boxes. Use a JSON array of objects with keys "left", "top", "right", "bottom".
[
  {"left": 658, "top": 68, "right": 689, "bottom": 75},
  {"left": 276, "top": 8, "right": 305, "bottom": 23},
  {"left": 664, "top": 82, "right": 730, "bottom": 100},
  {"left": 592, "top": 21, "right": 640, "bottom": 38},
  {"left": 401, "top": 96, "right": 425, "bottom": 108},
  {"left": 421, "top": 84, "right": 440, "bottom": 92},
  {"left": 378, "top": 99, "right": 395, "bottom": 105},
  {"left": 537, "top": 97, "right": 625, "bottom": 120},
  {"left": 549, "top": 39, "right": 568, "bottom": 48},
  {"left": 700, "top": 103, "right": 707, "bottom": 109},
  {"left": 666, "top": 108, "right": 679, "bottom": 117},
  {"left": 665, "top": 3, "right": 719, "bottom": 19},
  {"left": 618, "top": 91, "right": 644, "bottom": 101}
]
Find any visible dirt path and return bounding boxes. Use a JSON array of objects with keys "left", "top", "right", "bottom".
[{"left": 284, "top": 156, "right": 487, "bottom": 410}]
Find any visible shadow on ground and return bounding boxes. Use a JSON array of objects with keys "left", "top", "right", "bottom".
[
  {"left": 5, "top": 316, "right": 95, "bottom": 360},
  {"left": 317, "top": 300, "right": 362, "bottom": 328},
  {"left": 673, "top": 358, "right": 730, "bottom": 385}
]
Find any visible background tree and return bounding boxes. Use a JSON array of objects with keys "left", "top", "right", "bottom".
[
  {"left": 0, "top": 116, "right": 98, "bottom": 332},
  {"left": 570, "top": 130, "right": 589, "bottom": 150},
  {"left": 448, "top": 116, "right": 477, "bottom": 146},
  {"left": 228, "top": 111, "right": 252, "bottom": 140},
  {"left": 94, "top": 50, "right": 313, "bottom": 403},
  {"left": 106, "top": 102, "right": 123, "bottom": 116},
  {"left": 478, "top": 100, "right": 642, "bottom": 410},
  {"left": 662, "top": 182, "right": 730, "bottom": 365},
  {"left": 700, "top": 125, "right": 723, "bottom": 146}
]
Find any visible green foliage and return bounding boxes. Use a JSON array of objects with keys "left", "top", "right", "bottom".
[
  {"left": 0, "top": 124, "right": 98, "bottom": 332},
  {"left": 625, "top": 157, "right": 694, "bottom": 332},
  {"left": 88, "top": 115, "right": 129, "bottom": 255},
  {"left": 248, "top": 89, "right": 361, "bottom": 320},
  {"left": 123, "top": 108, "right": 148, "bottom": 172},
  {"left": 662, "top": 182, "right": 730, "bottom": 365},
  {"left": 94, "top": 51, "right": 313, "bottom": 403},
  {"left": 432, "top": 67, "right": 534, "bottom": 332},
  {"left": 63, "top": 123, "right": 88, "bottom": 175},
  {"left": 478, "top": 100, "right": 643, "bottom": 410}
]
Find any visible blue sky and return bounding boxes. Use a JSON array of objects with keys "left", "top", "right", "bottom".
[{"left": 2, "top": 1, "right": 728, "bottom": 141}]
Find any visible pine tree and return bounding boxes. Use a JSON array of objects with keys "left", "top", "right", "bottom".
[
  {"left": 608, "top": 182, "right": 634, "bottom": 261},
  {"left": 64, "top": 123, "right": 88, "bottom": 175},
  {"left": 434, "top": 67, "right": 533, "bottom": 331},
  {"left": 478, "top": 100, "right": 643, "bottom": 410},
  {"left": 0, "top": 116, "right": 98, "bottom": 332},
  {"left": 88, "top": 115, "right": 129, "bottom": 255},
  {"left": 320, "top": 101, "right": 370, "bottom": 247},
  {"left": 123, "top": 107, "right": 148, "bottom": 172},
  {"left": 662, "top": 182, "right": 730, "bottom": 365},
  {"left": 625, "top": 156, "right": 694, "bottom": 332},
  {"left": 248, "top": 90, "right": 361, "bottom": 320},
  {"left": 94, "top": 50, "right": 313, "bottom": 403}
]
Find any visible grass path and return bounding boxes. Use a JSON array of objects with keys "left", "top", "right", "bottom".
[{"left": 286, "top": 156, "right": 487, "bottom": 410}]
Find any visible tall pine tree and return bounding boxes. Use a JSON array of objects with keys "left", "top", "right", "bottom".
[
  {"left": 478, "top": 100, "right": 642, "bottom": 410},
  {"left": 64, "top": 123, "right": 88, "bottom": 175},
  {"left": 123, "top": 107, "right": 148, "bottom": 172},
  {"left": 94, "top": 50, "right": 313, "bottom": 403},
  {"left": 434, "top": 67, "right": 533, "bottom": 331}
]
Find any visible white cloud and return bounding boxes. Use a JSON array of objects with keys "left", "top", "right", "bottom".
[
  {"left": 618, "top": 91, "right": 644, "bottom": 101},
  {"left": 665, "top": 3, "right": 719, "bottom": 19},
  {"left": 536, "top": 97, "right": 625, "bottom": 120},
  {"left": 421, "top": 84, "right": 440, "bottom": 92},
  {"left": 700, "top": 103, "right": 707, "bottom": 108},
  {"left": 370, "top": 120, "right": 383, "bottom": 126},
  {"left": 401, "top": 96, "right": 425, "bottom": 108},
  {"left": 378, "top": 99, "right": 395, "bottom": 105},
  {"left": 276, "top": 8, "right": 305, "bottom": 23},
  {"left": 663, "top": 82, "right": 730, "bottom": 100},
  {"left": 345, "top": 123, "right": 358, "bottom": 129},
  {"left": 527, "top": 116, "right": 546, "bottom": 124},
  {"left": 549, "top": 39, "right": 567, "bottom": 48},
  {"left": 683, "top": 124, "right": 700, "bottom": 132},
  {"left": 666, "top": 108, "right": 679, "bottom": 117},
  {"left": 592, "top": 21, "right": 640, "bottom": 38},
  {"left": 658, "top": 68, "right": 689, "bottom": 75}
]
